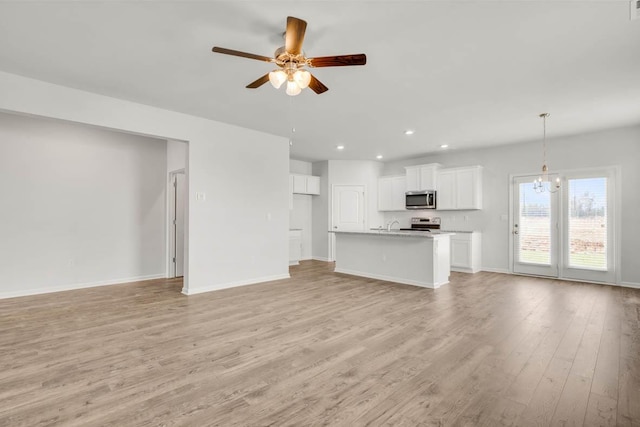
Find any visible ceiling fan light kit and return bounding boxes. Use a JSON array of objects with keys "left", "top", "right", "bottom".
[{"left": 212, "top": 16, "right": 366, "bottom": 96}]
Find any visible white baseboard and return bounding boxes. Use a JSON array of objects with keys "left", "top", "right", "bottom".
[
  {"left": 334, "top": 267, "right": 445, "bottom": 289},
  {"left": 0, "top": 274, "right": 166, "bottom": 300},
  {"left": 289, "top": 260, "right": 300, "bottom": 266},
  {"left": 618, "top": 281, "right": 640, "bottom": 289},
  {"left": 480, "top": 267, "right": 511, "bottom": 274},
  {"left": 182, "top": 273, "right": 291, "bottom": 296},
  {"left": 451, "top": 266, "right": 482, "bottom": 274},
  {"left": 312, "top": 256, "right": 332, "bottom": 262}
]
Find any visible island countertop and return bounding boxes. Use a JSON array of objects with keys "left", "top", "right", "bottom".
[
  {"left": 330, "top": 230, "right": 455, "bottom": 238},
  {"left": 332, "top": 230, "right": 451, "bottom": 288}
]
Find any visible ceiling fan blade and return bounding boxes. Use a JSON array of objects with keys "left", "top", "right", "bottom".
[
  {"left": 285, "top": 16, "right": 307, "bottom": 55},
  {"left": 308, "top": 74, "right": 329, "bottom": 94},
  {"left": 212, "top": 47, "right": 274, "bottom": 63},
  {"left": 308, "top": 54, "right": 367, "bottom": 68},
  {"left": 246, "top": 74, "right": 270, "bottom": 89}
]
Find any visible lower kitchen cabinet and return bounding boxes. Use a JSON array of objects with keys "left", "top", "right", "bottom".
[
  {"left": 450, "top": 231, "right": 481, "bottom": 273},
  {"left": 289, "top": 229, "right": 302, "bottom": 265}
]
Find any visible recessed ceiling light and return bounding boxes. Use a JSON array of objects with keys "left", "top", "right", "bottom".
[
  {"left": 404, "top": 130, "right": 415, "bottom": 135},
  {"left": 440, "top": 144, "right": 449, "bottom": 149},
  {"left": 336, "top": 145, "right": 345, "bottom": 150},
  {"left": 376, "top": 155, "right": 383, "bottom": 159}
]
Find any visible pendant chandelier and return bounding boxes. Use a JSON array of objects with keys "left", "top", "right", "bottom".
[{"left": 533, "top": 113, "right": 560, "bottom": 193}]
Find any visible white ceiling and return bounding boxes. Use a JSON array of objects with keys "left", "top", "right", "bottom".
[{"left": 0, "top": 1, "right": 638, "bottom": 162}]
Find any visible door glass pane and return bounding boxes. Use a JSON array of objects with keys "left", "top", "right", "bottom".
[
  {"left": 568, "top": 177, "right": 607, "bottom": 269},
  {"left": 519, "top": 183, "right": 551, "bottom": 265}
]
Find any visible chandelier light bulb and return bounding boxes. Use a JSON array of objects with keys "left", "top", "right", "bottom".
[
  {"left": 268, "top": 70, "right": 287, "bottom": 89},
  {"left": 286, "top": 80, "right": 302, "bottom": 96},
  {"left": 293, "top": 70, "right": 311, "bottom": 89}
]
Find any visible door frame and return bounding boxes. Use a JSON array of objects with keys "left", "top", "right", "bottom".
[
  {"left": 168, "top": 169, "right": 186, "bottom": 278},
  {"left": 508, "top": 166, "right": 621, "bottom": 285}
]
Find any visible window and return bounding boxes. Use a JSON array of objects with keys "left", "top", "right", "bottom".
[{"left": 567, "top": 177, "right": 607, "bottom": 270}]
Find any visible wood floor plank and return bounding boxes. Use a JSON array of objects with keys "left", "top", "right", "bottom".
[
  {"left": 590, "top": 286, "right": 621, "bottom": 400},
  {"left": 0, "top": 261, "right": 639, "bottom": 426}
]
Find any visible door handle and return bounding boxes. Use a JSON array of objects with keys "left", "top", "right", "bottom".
[{"left": 513, "top": 230, "right": 519, "bottom": 234}]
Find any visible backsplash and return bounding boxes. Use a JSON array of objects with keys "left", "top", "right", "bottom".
[{"left": 382, "top": 210, "right": 485, "bottom": 232}]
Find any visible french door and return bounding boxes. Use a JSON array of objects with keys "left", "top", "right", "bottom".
[
  {"left": 513, "top": 175, "right": 560, "bottom": 277},
  {"left": 512, "top": 169, "right": 616, "bottom": 283}
]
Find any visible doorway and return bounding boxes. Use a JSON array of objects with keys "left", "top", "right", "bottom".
[
  {"left": 169, "top": 171, "right": 186, "bottom": 278},
  {"left": 511, "top": 168, "right": 617, "bottom": 283}
]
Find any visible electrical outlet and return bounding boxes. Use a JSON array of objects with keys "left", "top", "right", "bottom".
[{"left": 195, "top": 192, "right": 206, "bottom": 201}]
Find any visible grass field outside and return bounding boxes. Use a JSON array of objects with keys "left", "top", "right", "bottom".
[{"left": 519, "top": 216, "right": 606, "bottom": 268}]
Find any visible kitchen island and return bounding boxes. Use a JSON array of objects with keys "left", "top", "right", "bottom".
[{"left": 332, "top": 230, "right": 453, "bottom": 289}]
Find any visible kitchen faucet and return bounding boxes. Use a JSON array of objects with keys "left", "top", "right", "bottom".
[{"left": 387, "top": 219, "right": 400, "bottom": 231}]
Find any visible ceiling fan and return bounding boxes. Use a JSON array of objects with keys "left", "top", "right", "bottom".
[{"left": 212, "top": 16, "right": 366, "bottom": 96}]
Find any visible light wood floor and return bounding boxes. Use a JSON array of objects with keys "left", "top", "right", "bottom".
[{"left": 1, "top": 261, "right": 639, "bottom": 426}]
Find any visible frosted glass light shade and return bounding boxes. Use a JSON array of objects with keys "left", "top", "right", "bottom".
[
  {"left": 268, "top": 70, "right": 287, "bottom": 89},
  {"left": 286, "top": 80, "right": 302, "bottom": 96},
  {"left": 293, "top": 70, "right": 311, "bottom": 89}
]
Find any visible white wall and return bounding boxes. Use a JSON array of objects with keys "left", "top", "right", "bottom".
[
  {"left": 0, "top": 112, "right": 167, "bottom": 298},
  {"left": 289, "top": 159, "right": 313, "bottom": 260},
  {"left": 382, "top": 124, "right": 640, "bottom": 285},
  {"left": 0, "top": 71, "right": 290, "bottom": 296},
  {"left": 312, "top": 161, "right": 329, "bottom": 261}
]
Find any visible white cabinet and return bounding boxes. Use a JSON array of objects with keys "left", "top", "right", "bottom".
[
  {"left": 289, "top": 230, "right": 302, "bottom": 265},
  {"left": 436, "top": 166, "right": 482, "bottom": 210},
  {"left": 291, "top": 174, "right": 320, "bottom": 195},
  {"left": 378, "top": 175, "right": 406, "bottom": 211},
  {"left": 450, "top": 232, "right": 482, "bottom": 273},
  {"left": 405, "top": 163, "right": 441, "bottom": 192}
]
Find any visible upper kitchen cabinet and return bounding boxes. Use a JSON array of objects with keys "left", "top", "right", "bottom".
[
  {"left": 291, "top": 174, "right": 320, "bottom": 195},
  {"left": 405, "top": 163, "right": 441, "bottom": 192},
  {"left": 436, "top": 165, "right": 483, "bottom": 210},
  {"left": 378, "top": 175, "right": 406, "bottom": 211}
]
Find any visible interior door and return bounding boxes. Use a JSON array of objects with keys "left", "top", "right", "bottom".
[
  {"left": 174, "top": 173, "right": 186, "bottom": 277},
  {"left": 330, "top": 184, "right": 365, "bottom": 261},
  {"left": 512, "top": 175, "right": 559, "bottom": 277},
  {"left": 332, "top": 185, "right": 365, "bottom": 231}
]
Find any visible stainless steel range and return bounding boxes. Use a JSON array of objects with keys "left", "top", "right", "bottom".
[{"left": 400, "top": 217, "right": 441, "bottom": 232}]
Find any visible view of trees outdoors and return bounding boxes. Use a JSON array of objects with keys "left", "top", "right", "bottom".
[{"left": 568, "top": 177, "right": 607, "bottom": 269}]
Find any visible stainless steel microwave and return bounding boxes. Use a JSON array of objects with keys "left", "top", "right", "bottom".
[{"left": 405, "top": 190, "right": 436, "bottom": 209}]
